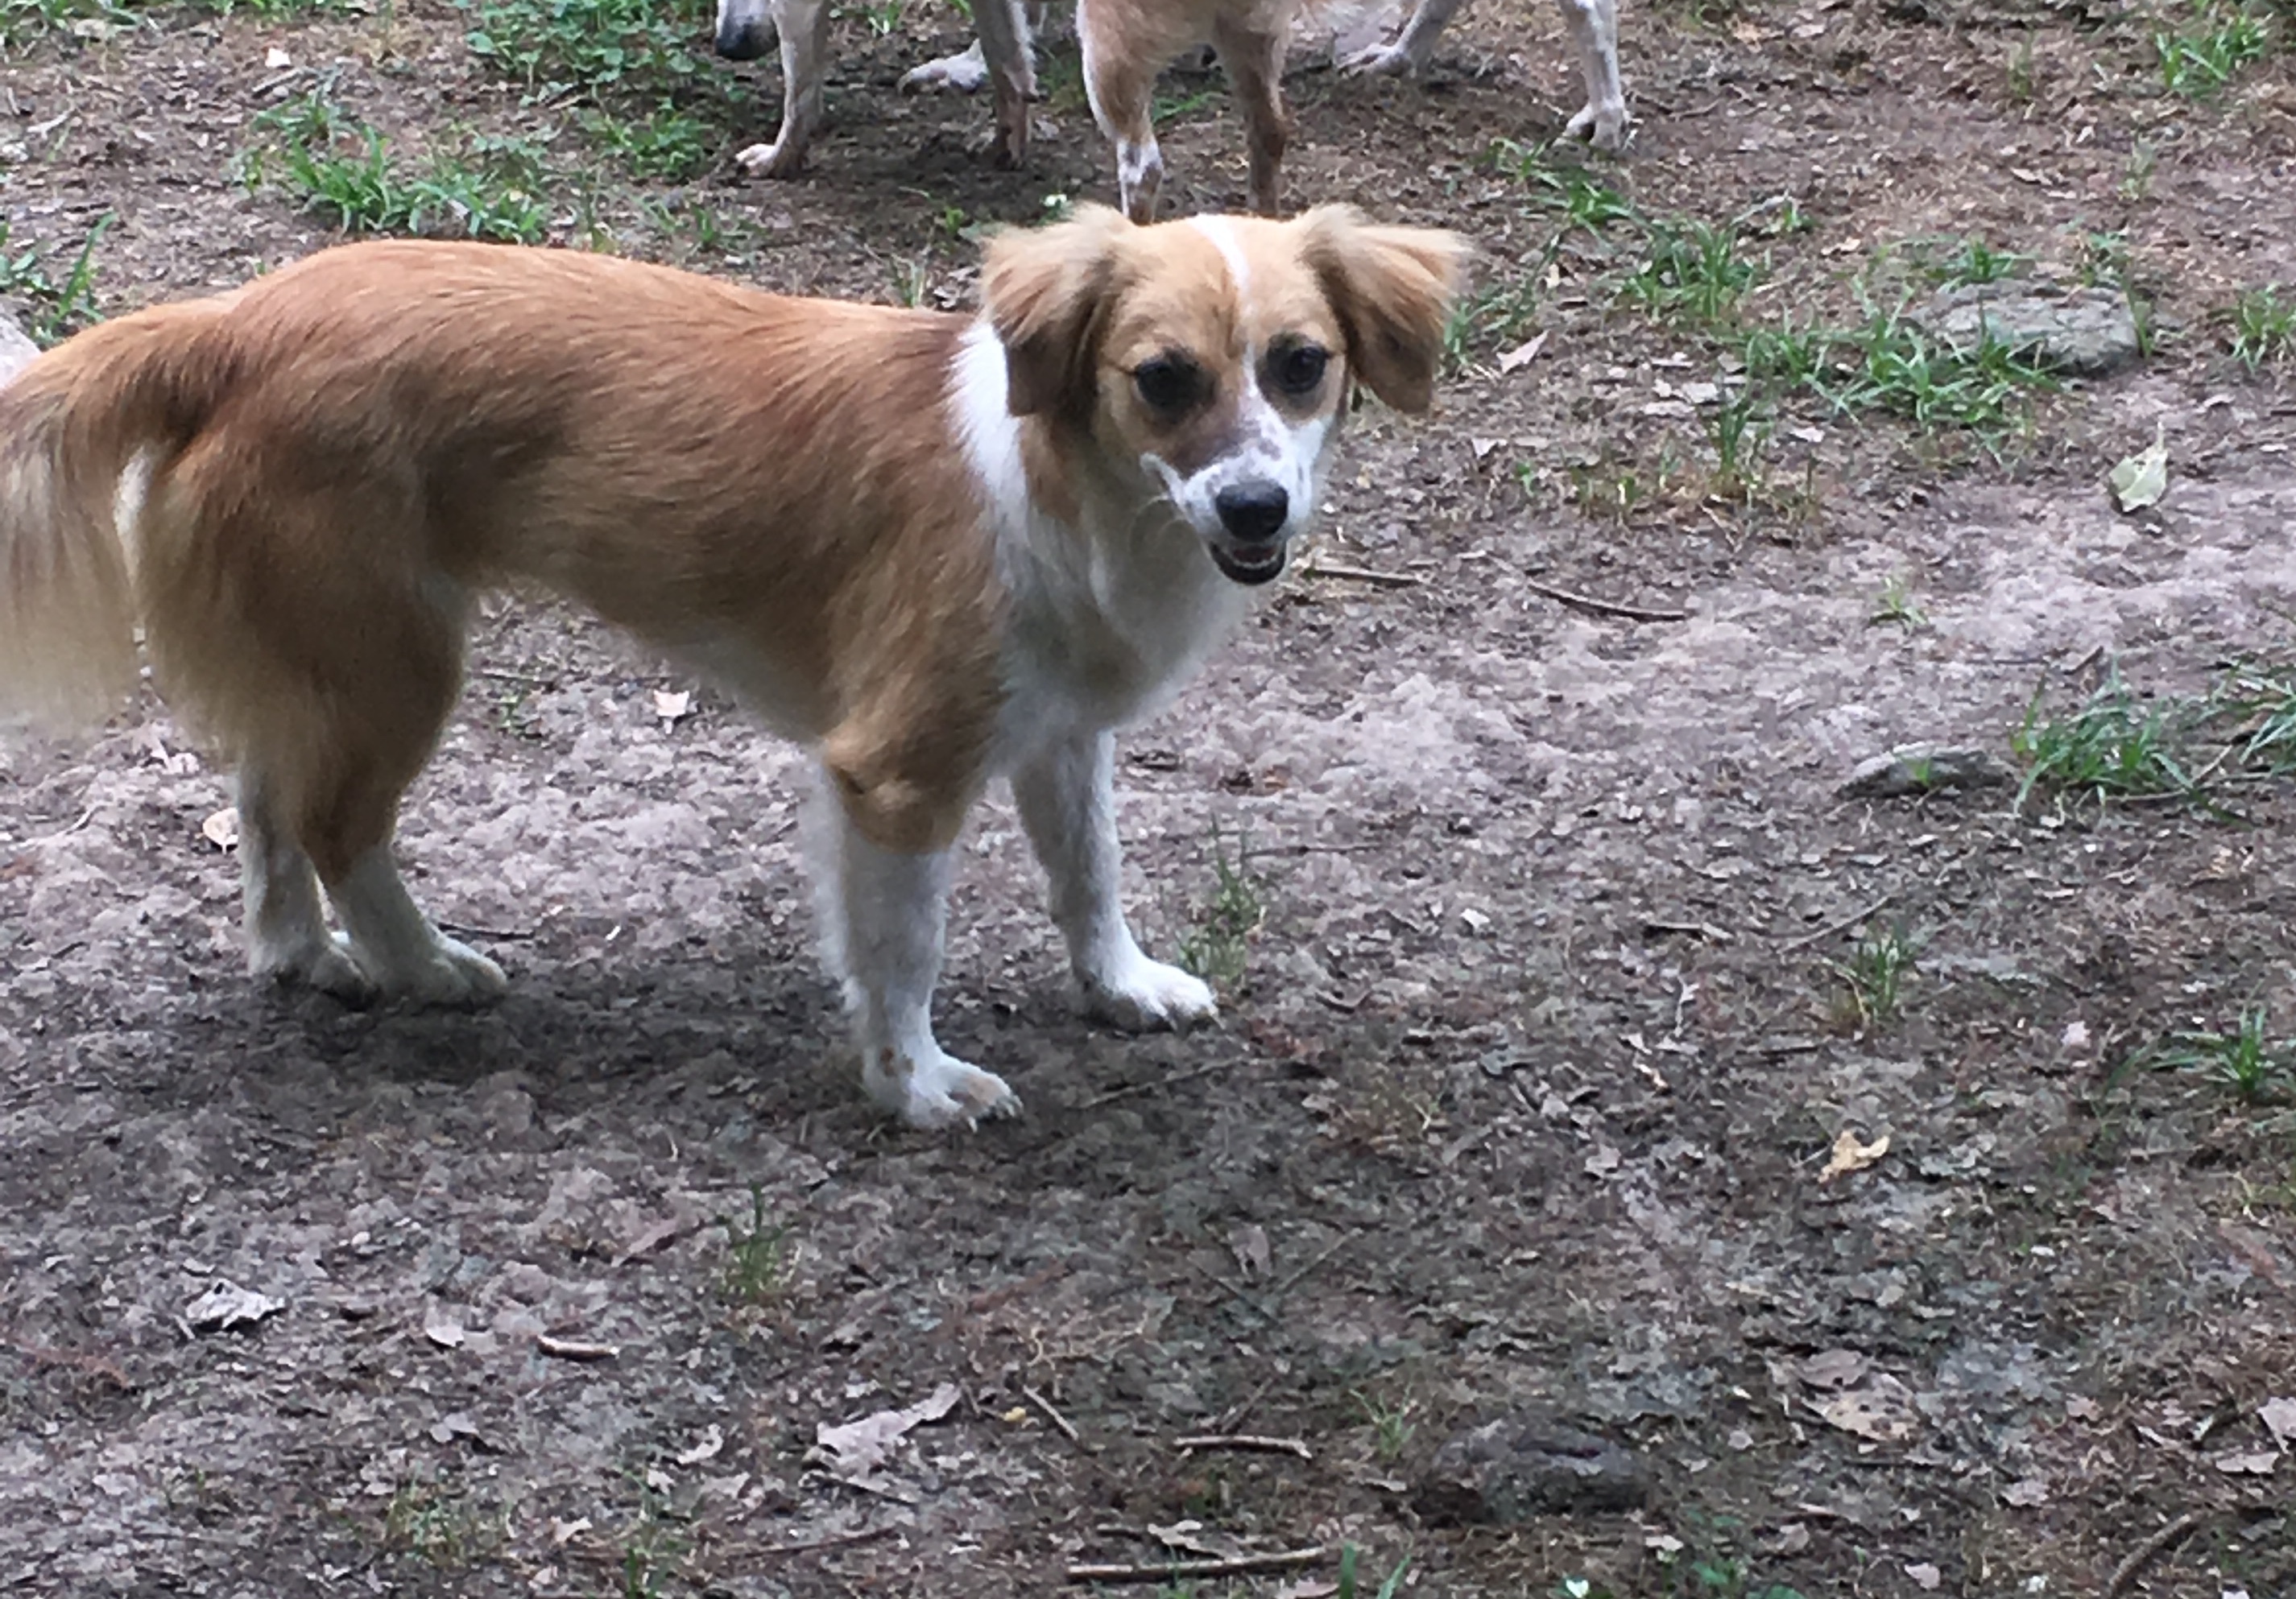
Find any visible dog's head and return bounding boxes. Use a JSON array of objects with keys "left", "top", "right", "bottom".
[{"left": 981, "top": 205, "right": 1467, "bottom": 586}]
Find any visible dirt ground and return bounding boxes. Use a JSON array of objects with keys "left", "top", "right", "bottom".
[{"left": 3, "top": 0, "right": 2294, "bottom": 1593}]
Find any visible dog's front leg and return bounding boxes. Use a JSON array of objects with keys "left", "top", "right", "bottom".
[
  {"left": 734, "top": 0, "right": 829, "bottom": 177},
  {"left": 1558, "top": 0, "right": 1628, "bottom": 151},
  {"left": 1012, "top": 728, "right": 1218, "bottom": 1032},
  {"left": 817, "top": 776, "right": 1020, "bottom": 1130}
]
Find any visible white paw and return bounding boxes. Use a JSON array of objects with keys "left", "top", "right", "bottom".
[
  {"left": 255, "top": 932, "right": 379, "bottom": 1004},
  {"left": 864, "top": 1045, "right": 1022, "bottom": 1130},
  {"left": 1566, "top": 101, "right": 1629, "bottom": 151},
  {"left": 900, "top": 43, "right": 990, "bottom": 93},
  {"left": 734, "top": 138, "right": 807, "bottom": 179},
  {"left": 1338, "top": 40, "right": 1425, "bottom": 76},
  {"left": 391, "top": 936, "right": 510, "bottom": 1007},
  {"left": 1082, "top": 952, "right": 1218, "bottom": 1033}
]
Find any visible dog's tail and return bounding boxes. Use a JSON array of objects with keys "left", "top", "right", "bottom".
[{"left": 0, "top": 301, "right": 233, "bottom": 730}]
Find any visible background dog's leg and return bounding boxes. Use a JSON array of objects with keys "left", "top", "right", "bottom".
[
  {"left": 1079, "top": 0, "right": 1165, "bottom": 222},
  {"left": 1336, "top": 0, "right": 1469, "bottom": 76},
  {"left": 1558, "top": 0, "right": 1628, "bottom": 150},
  {"left": 237, "top": 761, "right": 370, "bottom": 1000},
  {"left": 734, "top": 0, "right": 829, "bottom": 177},
  {"left": 973, "top": 0, "right": 1036, "bottom": 168},
  {"left": 1212, "top": 19, "right": 1289, "bottom": 217},
  {"left": 1012, "top": 729, "right": 1218, "bottom": 1033},
  {"left": 817, "top": 783, "right": 1020, "bottom": 1129}
]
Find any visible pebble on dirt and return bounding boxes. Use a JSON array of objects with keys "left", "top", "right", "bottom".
[{"left": 1413, "top": 1408, "right": 1649, "bottom": 1526}]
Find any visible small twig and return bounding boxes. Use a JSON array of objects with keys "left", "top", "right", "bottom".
[
  {"left": 1065, "top": 1546, "right": 1325, "bottom": 1584},
  {"left": 1023, "top": 1386, "right": 1084, "bottom": 1446},
  {"left": 2104, "top": 1509, "right": 2208, "bottom": 1597},
  {"left": 1173, "top": 1434, "right": 1313, "bottom": 1460},
  {"left": 1078, "top": 1058, "right": 1229, "bottom": 1109},
  {"left": 437, "top": 920, "right": 539, "bottom": 943},
  {"left": 536, "top": 1333, "right": 618, "bottom": 1362},
  {"left": 1272, "top": 1229, "right": 1354, "bottom": 1296},
  {"left": 1775, "top": 893, "right": 1896, "bottom": 953},
  {"left": 1524, "top": 577, "right": 1690, "bottom": 623},
  {"left": 1299, "top": 560, "right": 1425, "bottom": 589},
  {"left": 1644, "top": 917, "right": 1733, "bottom": 943},
  {"left": 1210, "top": 1373, "right": 1281, "bottom": 1434},
  {"left": 758, "top": 1523, "right": 900, "bottom": 1559}
]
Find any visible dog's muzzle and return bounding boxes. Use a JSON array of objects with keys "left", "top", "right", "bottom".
[
  {"left": 1206, "top": 479, "right": 1291, "bottom": 585},
  {"left": 715, "top": 19, "right": 771, "bottom": 59}
]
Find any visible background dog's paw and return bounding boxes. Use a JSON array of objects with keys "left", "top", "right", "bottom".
[
  {"left": 1566, "top": 101, "right": 1631, "bottom": 151},
  {"left": 867, "top": 1046, "right": 1021, "bottom": 1130},
  {"left": 1083, "top": 955, "right": 1218, "bottom": 1033},
  {"left": 401, "top": 937, "right": 509, "bottom": 1007},
  {"left": 1337, "top": 39, "right": 1424, "bottom": 76},
  {"left": 900, "top": 42, "right": 990, "bottom": 93},
  {"left": 734, "top": 139, "right": 807, "bottom": 179}
]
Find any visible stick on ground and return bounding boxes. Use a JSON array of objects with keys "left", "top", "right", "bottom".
[
  {"left": 1065, "top": 1546, "right": 1326, "bottom": 1584},
  {"left": 1524, "top": 577, "right": 1690, "bottom": 623}
]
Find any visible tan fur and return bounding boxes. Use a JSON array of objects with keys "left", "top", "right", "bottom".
[{"left": 0, "top": 210, "right": 1463, "bottom": 1126}]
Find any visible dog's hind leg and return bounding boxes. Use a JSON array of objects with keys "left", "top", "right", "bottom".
[
  {"left": 973, "top": 0, "right": 1037, "bottom": 167},
  {"left": 1557, "top": 0, "right": 1628, "bottom": 151},
  {"left": 1337, "top": 0, "right": 1469, "bottom": 76},
  {"left": 734, "top": 0, "right": 829, "bottom": 177},
  {"left": 813, "top": 771, "right": 1019, "bottom": 1129},
  {"left": 1211, "top": 17, "right": 1290, "bottom": 217},
  {"left": 1012, "top": 728, "right": 1215, "bottom": 1032},
  {"left": 236, "top": 760, "right": 372, "bottom": 1001},
  {"left": 1079, "top": 0, "right": 1165, "bottom": 222}
]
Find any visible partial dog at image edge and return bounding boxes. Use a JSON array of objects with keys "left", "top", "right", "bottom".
[
  {"left": 712, "top": 0, "right": 1626, "bottom": 219},
  {"left": 0, "top": 207, "right": 1465, "bottom": 1130}
]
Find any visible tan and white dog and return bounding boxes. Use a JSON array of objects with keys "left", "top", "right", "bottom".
[
  {"left": 0, "top": 208, "right": 1462, "bottom": 1130},
  {"left": 714, "top": 0, "right": 1627, "bottom": 217}
]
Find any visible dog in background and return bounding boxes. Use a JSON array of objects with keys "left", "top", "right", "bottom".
[
  {"left": 714, "top": 0, "right": 1627, "bottom": 213},
  {"left": 0, "top": 207, "right": 1463, "bottom": 1130}
]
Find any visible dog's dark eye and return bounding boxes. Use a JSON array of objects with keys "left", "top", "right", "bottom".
[
  {"left": 1268, "top": 341, "right": 1329, "bottom": 398},
  {"left": 1133, "top": 354, "right": 1204, "bottom": 414}
]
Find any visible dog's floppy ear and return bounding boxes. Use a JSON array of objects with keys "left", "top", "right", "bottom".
[
  {"left": 979, "top": 204, "right": 1132, "bottom": 417},
  {"left": 1297, "top": 206, "right": 1469, "bottom": 415}
]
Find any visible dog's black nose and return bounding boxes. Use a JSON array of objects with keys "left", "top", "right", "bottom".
[
  {"left": 716, "top": 21, "right": 769, "bottom": 59},
  {"left": 1214, "top": 481, "right": 1289, "bottom": 543}
]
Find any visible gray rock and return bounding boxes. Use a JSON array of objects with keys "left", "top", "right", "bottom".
[
  {"left": 1838, "top": 744, "right": 2016, "bottom": 800},
  {"left": 0, "top": 310, "right": 35, "bottom": 385},
  {"left": 1414, "top": 1408, "right": 1649, "bottom": 1524},
  {"left": 1914, "top": 282, "right": 2141, "bottom": 378}
]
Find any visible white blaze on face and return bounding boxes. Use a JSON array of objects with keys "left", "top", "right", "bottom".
[{"left": 1139, "top": 216, "right": 1332, "bottom": 552}]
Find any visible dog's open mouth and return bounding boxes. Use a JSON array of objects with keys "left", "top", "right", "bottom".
[{"left": 1209, "top": 543, "right": 1288, "bottom": 585}]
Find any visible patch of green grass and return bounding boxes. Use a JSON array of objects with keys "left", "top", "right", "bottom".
[
  {"left": 721, "top": 1183, "right": 788, "bottom": 1305},
  {"left": 1740, "top": 313, "right": 1832, "bottom": 387},
  {"left": 1442, "top": 276, "right": 1542, "bottom": 373},
  {"left": 0, "top": 213, "right": 110, "bottom": 346},
  {"left": 238, "top": 96, "right": 552, "bottom": 242},
  {"left": 0, "top": 0, "right": 129, "bottom": 49},
  {"left": 1351, "top": 1390, "right": 1418, "bottom": 1464},
  {"left": 887, "top": 256, "right": 930, "bottom": 308},
  {"left": 2156, "top": 1007, "right": 2294, "bottom": 1105},
  {"left": 1926, "top": 233, "right": 2029, "bottom": 287},
  {"left": 1830, "top": 923, "right": 1918, "bottom": 1030},
  {"left": 1176, "top": 826, "right": 1262, "bottom": 991},
  {"left": 1152, "top": 85, "right": 1221, "bottom": 122},
  {"left": 2006, "top": 32, "right": 2037, "bottom": 101},
  {"left": 581, "top": 101, "right": 712, "bottom": 179},
  {"left": 838, "top": 0, "right": 904, "bottom": 34},
  {"left": 1336, "top": 1546, "right": 1412, "bottom": 1599},
  {"left": 1869, "top": 571, "right": 1927, "bottom": 629},
  {"left": 2219, "top": 660, "right": 2296, "bottom": 770},
  {"left": 462, "top": 0, "right": 713, "bottom": 103},
  {"left": 1620, "top": 217, "right": 1760, "bottom": 327},
  {"left": 2219, "top": 283, "right": 2294, "bottom": 371},
  {"left": 614, "top": 1470, "right": 688, "bottom": 1598},
  {"left": 2120, "top": 138, "right": 2159, "bottom": 202},
  {"left": 1817, "top": 311, "right": 2057, "bottom": 443},
  {"left": 2076, "top": 229, "right": 2131, "bottom": 290},
  {"left": 380, "top": 1481, "right": 506, "bottom": 1568},
  {"left": 1505, "top": 144, "right": 1636, "bottom": 236},
  {"left": 2153, "top": 0, "right": 2273, "bottom": 97},
  {"left": 1705, "top": 386, "right": 1773, "bottom": 506},
  {"left": 2012, "top": 671, "right": 2207, "bottom": 812}
]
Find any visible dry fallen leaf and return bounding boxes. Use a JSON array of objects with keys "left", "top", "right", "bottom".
[
  {"left": 184, "top": 1279, "right": 283, "bottom": 1333},
  {"left": 1000, "top": 1406, "right": 1031, "bottom": 1424},
  {"left": 676, "top": 1426, "right": 723, "bottom": 1465},
  {"left": 2262, "top": 1396, "right": 2296, "bottom": 1450},
  {"left": 263, "top": 44, "right": 292, "bottom": 68},
  {"left": 1276, "top": 1583, "right": 1338, "bottom": 1599},
  {"left": 2001, "top": 1477, "right": 2050, "bottom": 1507},
  {"left": 422, "top": 1307, "right": 467, "bottom": 1350},
  {"left": 807, "top": 1382, "right": 962, "bottom": 1483},
  {"left": 1497, "top": 332, "right": 1549, "bottom": 374},
  {"left": 1799, "top": 1349, "right": 1870, "bottom": 1390},
  {"left": 201, "top": 807, "right": 240, "bottom": 851},
  {"left": 1584, "top": 1144, "right": 1622, "bottom": 1177},
  {"left": 2108, "top": 430, "right": 2169, "bottom": 513},
  {"left": 1816, "top": 1379, "right": 1917, "bottom": 1444},
  {"left": 652, "top": 688, "right": 693, "bottom": 726},
  {"left": 1819, "top": 1129, "right": 1890, "bottom": 1182},
  {"left": 1228, "top": 1222, "right": 1272, "bottom": 1280},
  {"left": 1905, "top": 1562, "right": 1941, "bottom": 1591},
  {"left": 2214, "top": 1449, "right": 2278, "bottom": 1476}
]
